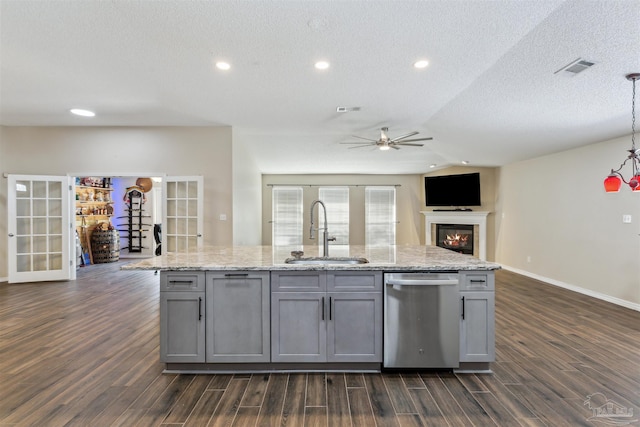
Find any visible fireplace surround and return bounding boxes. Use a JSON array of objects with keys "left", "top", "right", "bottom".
[{"left": 421, "top": 211, "right": 490, "bottom": 260}]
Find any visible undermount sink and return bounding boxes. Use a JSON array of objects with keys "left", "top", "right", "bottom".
[{"left": 284, "top": 257, "right": 369, "bottom": 265}]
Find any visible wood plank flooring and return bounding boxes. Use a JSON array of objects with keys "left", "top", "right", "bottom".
[{"left": 1, "top": 264, "right": 638, "bottom": 426}]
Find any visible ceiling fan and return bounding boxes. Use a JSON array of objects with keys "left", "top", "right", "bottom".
[{"left": 341, "top": 127, "right": 433, "bottom": 151}]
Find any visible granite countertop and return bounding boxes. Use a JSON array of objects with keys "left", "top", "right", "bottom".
[{"left": 121, "top": 245, "right": 501, "bottom": 271}]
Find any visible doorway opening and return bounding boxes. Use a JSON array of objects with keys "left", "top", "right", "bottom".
[{"left": 73, "top": 175, "right": 163, "bottom": 269}]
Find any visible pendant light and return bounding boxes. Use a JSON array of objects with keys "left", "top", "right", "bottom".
[{"left": 604, "top": 73, "right": 640, "bottom": 192}]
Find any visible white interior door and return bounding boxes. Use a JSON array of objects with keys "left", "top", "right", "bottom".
[
  {"left": 163, "top": 176, "right": 203, "bottom": 252},
  {"left": 8, "top": 175, "right": 72, "bottom": 283}
]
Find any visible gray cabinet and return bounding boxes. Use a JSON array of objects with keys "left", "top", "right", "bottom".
[
  {"left": 206, "top": 272, "right": 270, "bottom": 363},
  {"left": 459, "top": 272, "right": 495, "bottom": 362},
  {"left": 271, "top": 271, "right": 382, "bottom": 363},
  {"left": 327, "top": 292, "right": 382, "bottom": 362},
  {"left": 160, "top": 272, "right": 206, "bottom": 363},
  {"left": 271, "top": 291, "right": 326, "bottom": 362}
]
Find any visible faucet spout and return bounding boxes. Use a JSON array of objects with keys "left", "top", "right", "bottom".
[{"left": 309, "top": 200, "right": 333, "bottom": 257}]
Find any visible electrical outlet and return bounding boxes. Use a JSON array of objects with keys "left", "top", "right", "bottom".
[
  {"left": 622, "top": 214, "right": 632, "bottom": 223},
  {"left": 527, "top": 256, "right": 531, "bottom": 263},
  {"left": 219, "top": 214, "right": 227, "bottom": 221}
]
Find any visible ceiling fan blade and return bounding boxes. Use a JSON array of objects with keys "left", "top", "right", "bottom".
[
  {"left": 347, "top": 144, "right": 376, "bottom": 149},
  {"left": 394, "top": 142, "right": 424, "bottom": 147},
  {"left": 351, "top": 135, "right": 378, "bottom": 142},
  {"left": 340, "top": 142, "right": 374, "bottom": 145},
  {"left": 396, "top": 137, "right": 433, "bottom": 143},
  {"left": 390, "top": 131, "right": 419, "bottom": 142},
  {"left": 390, "top": 145, "right": 401, "bottom": 150}
]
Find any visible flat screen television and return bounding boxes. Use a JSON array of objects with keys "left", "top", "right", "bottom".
[{"left": 425, "top": 172, "right": 481, "bottom": 207}]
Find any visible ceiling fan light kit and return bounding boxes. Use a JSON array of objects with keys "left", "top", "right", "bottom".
[{"left": 604, "top": 73, "right": 640, "bottom": 193}]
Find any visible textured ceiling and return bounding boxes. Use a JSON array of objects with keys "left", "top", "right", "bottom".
[{"left": 1, "top": 0, "right": 639, "bottom": 174}]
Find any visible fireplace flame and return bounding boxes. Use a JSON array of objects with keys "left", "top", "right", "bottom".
[{"left": 443, "top": 233, "right": 469, "bottom": 247}]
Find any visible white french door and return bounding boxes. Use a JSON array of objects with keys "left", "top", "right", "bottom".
[
  {"left": 163, "top": 176, "right": 203, "bottom": 252},
  {"left": 8, "top": 175, "right": 72, "bottom": 283}
]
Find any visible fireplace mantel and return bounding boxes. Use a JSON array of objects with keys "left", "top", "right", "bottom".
[{"left": 421, "top": 211, "right": 490, "bottom": 261}]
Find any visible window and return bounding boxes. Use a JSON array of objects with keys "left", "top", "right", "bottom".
[
  {"left": 271, "top": 185, "right": 397, "bottom": 247},
  {"left": 365, "top": 186, "right": 396, "bottom": 246},
  {"left": 272, "top": 187, "right": 303, "bottom": 246},
  {"left": 318, "top": 187, "right": 349, "bottom": 245}
]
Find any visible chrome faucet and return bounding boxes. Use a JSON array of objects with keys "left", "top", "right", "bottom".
[{"left": 309, "top": 199, "right": 336, "bottom": 257}]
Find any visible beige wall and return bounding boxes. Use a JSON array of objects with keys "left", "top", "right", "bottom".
[
  {"left": 0, "top": 126, "right": 233, "bottom": 279},
  {"left": 232, "top": 132, "right": 263, "bottom": 245},
  {"left": 262, "top": 174, "right": 423, "bottom": 246},
  {"left": 495, "top": 135, "right": 640, "bottom": 306},
  {"left": 422, "top": 166, "right": 498, "bottom": 261}
]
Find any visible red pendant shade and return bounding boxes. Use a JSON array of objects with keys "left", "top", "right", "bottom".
[{"left": 604, "top": 174, "right": 622, "bottom": 192}]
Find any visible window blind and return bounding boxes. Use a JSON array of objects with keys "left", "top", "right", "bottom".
[
  {"left": 272, "top": 186, "right": 303, "bottom": 246},
  {"left": 318, "top": 187, "right": 349, "bottom": 245},
  {"left": 365, "top": 186, "right": 396, "bottom": 246}
]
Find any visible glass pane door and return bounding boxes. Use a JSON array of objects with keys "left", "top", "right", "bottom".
[
  {"left": 8, "top": 175, "right": 71, "bottom": 283},
  {"left": 163, "top": 176, "right": 203, "bottom": 252}
]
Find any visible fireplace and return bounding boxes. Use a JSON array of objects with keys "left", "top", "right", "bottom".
[
  {"left": 436, "top": 224, "right": 474, "bottom": 255},
  {"left": 422, "top": 211, "right": 489, "bottom": 260}
]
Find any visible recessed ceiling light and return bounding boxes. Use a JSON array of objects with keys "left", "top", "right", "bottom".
[
  {"left": 429, "top": 164, "right": 437, "bottom": 168},
  {"left": 216, "top": 61, "right": 231, "bottom": 70},
  {"left": 314, "top": 61, "right": 330, "bottom": 70},
  {"left": 461, "top": 160, "right": 470, "bottom": 165},
  {"left": 414, "top": 60, "right": 429, "bottom": 69},
  {"left": 70, "top": 108, "right": 95, "bottom": 117}
]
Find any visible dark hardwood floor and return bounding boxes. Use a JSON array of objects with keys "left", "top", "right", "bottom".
[{"left": 1, "top": 263, "right": 638, "bottom": 426}]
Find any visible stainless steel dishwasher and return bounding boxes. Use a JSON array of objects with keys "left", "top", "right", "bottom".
[{"left": 384, "top": 272, "right": 460, "bottom": 369}]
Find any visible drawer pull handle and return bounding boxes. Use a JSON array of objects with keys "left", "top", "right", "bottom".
[
  {"left": 470, "top": 279, "right": 486, "bottom": 283},
  {"left": 198, "top": 297, "right": 202, "bottom": 321},
  {"left": 169, "top": 280, "right": 194, "bottom": 284},
  {"left": 461, "top": 296, "right": 465, "bottom": 320},
  {"left": 321, "top": 297, "right": 325, "bottom": 321},
  {"left": 224, "top": 273, "right": 249, "bottom": 277}
]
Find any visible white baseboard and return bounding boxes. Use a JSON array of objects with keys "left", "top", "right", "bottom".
[
  {"left": 0, "top": 276, "right": 8, "bottom": 283},
  {"left": 501, "top": 265, "right": 640, "bottom": 312}
]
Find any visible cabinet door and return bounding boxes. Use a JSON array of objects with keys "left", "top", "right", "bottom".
[
  {"left": 206, "top": 272, "right": 270, "bottom": 363},
  {"left": 327, "top": 292, "right": 382, "bottom": 363},
  {"left": 460, "top": 291, "right": 495, "bottom": 362},
  {"left": 271, "top": 292, "right": 326, "bottom": 363},
  {"left": 160, "top": 291, "right": 205, "bottom": 363}
]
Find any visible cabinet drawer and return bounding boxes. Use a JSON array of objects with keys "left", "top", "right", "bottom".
[
  {"left": 327, "top": 271, "right": 382, "bottom": 292},
  {"left": 271, "top": 271, "right": 326, "bottom": 292},
  {"left": 160, "top": 271, "right": 205, "bottom": 291},
  {"left": 460, "top": 272, "right": 494, "bottom": 291}
]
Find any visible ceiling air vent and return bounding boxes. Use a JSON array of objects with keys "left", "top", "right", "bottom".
[
  {"left": 555, "top": 58, "right": 595, "bottom": 75},
  {"left": 336, "top": 106, "right": 361, "bottom": 113}
]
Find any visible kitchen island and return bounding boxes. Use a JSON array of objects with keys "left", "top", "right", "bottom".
[{"left": 124, "top": 245, "right": 500, "bottom": 373}]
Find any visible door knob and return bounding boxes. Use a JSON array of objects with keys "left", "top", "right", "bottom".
[{"left": 8, "top": 233, "right": 14, "bottom": 237}]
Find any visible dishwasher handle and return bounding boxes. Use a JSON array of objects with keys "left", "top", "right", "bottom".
[{"left": 385, "top": 279, "right": 458, "bottom": 286}]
